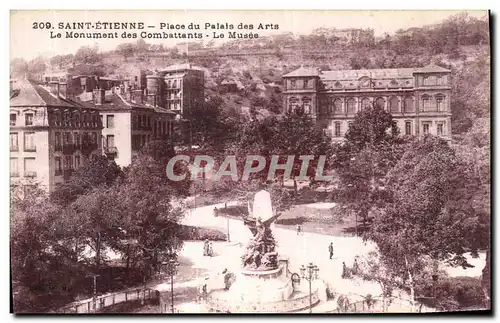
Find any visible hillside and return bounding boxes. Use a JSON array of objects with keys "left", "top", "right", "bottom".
[{"left": 10, "top": 13, "right": 490, "bottom": 135}]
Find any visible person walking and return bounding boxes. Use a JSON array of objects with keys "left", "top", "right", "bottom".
[
  {"left": 208, "top": 241, "right": 214, "bottom": 257},
  {"left": 296, "top": 224, "right": 302, "bottom": 236},
  {"left": 214, "top": 207, "right": 218, "bottom": 217},
  {"left": 329, "top": 242, "right": 334, "bottom": 259},
  {"left": 342, "top": 262, "right": 347, "bottom": 279}
]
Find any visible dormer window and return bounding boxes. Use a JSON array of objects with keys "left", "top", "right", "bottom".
[
  {"left": 25, "top": 113, "right": 34, "bottom": 126},
  {"left": 334, "top": 81, "right": 342, "bottom": 88}
]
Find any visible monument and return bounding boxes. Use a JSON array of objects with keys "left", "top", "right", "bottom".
[{"left": 206, "top": 190, "right": 320, "bottom": 313}]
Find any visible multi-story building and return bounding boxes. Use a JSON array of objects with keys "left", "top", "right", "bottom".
[
  {"left": 130, "top": 63, "right": 205, "bottom": 117},
  {"left": 10, "top": 79, "right": 102, "bottom": 192},
  {"left": 282, "top": 63, "right": 452, "bottom": 141},
  {"left": 77, "top": 86, "right": 177, "bottom": 168}
]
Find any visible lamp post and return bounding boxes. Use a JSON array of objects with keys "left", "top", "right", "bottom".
[
  {"left": 162, "top": 255, "right": 179, "bottom": 313},
  {"left": 300, "top": 262, "right": 319, "bottom": 313},
  {"left": 227, "top": 217, "right": 230, "bottom": 242}
]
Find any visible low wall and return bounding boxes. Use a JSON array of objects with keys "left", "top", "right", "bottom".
[
  {"left": 55, "top": 288, "right": 157, "bottom": 313},
  {"left": 207, "top": 290, "right": 319, "bottom": 313}
]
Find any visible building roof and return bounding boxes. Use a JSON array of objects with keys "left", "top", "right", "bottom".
[
  {"left": 10, "top": 79, "right": 83, "bottom": 108},
  {"left": 320, "top": 68, "right": 415, "bottom": 81},
  {"left": 413, "top": 63, "right": 451, "bottom": 73},
  {"left": 283, "top": 66, "right": 320, "bottom": 78},
  {"left": 77, "top": 90, "right": 176, "bottom": 115},
  {"left": 161, "top": 63, "right": 203, "bottom": 72},
  {"left": 285, "top": 64, "right": 450, "bottom": 81}
]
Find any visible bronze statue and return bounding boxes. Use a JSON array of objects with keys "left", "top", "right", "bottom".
[{"left": 241, "top": 190, "right": 280, "bottom": 270}]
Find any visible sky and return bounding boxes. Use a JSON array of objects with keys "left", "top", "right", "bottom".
[{"left": 10, "top": 10, "right": 488, "bottom": 61}]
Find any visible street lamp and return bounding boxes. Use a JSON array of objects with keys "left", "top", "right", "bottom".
[
  {"left": 161, "top": 255, "right": 179, "bottom": 313},
  {"left": 300, "top": 262, "right": 319, "bottom": 313}
]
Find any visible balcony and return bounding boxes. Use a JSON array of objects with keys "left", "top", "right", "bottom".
[
  {"left": 104, "top": 146, "right": 118, "bottom": 158},
  {"left": 62, "top": 144, "right": 77, "bottom": 155},
  {"left": 24, "top": 171, "right": 37, "bottom": 178},
  {"left": 81, "top": 142, "right": 99, "bottom": 156},
  {"left": 63, "top": 169, "right": 74, "bottom": 181}
]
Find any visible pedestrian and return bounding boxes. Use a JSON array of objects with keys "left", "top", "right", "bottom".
[
  {"left": 341, "top": 261, "right": 347, "bottom": 279},
  {"left": 208, "top": 241, "right": 214, "bottom": 257},
  {"left": 328, "top": 242, "right": 334, "bottom": 259},
  {"left": 203, "top": 239, "right": 209, "bottom": 256},
  {"left": 296, "top": 224, "right": 301, "bottom": 235},
  {"left": 353, "top": 257, "right": 360, "bottom": 275},
  {"left": 214, "top": 207, "right": 218, "bottom": 217}
]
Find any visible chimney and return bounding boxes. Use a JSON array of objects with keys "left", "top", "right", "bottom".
[
  {"left": 93, "top": 88, "right": 105, "bottom": 105},
  {"left": 119, "top": 84, "right": 125, "bottom": 95},
  {"left": 133, "top": 89, "right": 143, "bottom": 104},
  {"left": 49, "top": 81, "right": 59, "bottom": 95},
  {"left": 59, "top": 83, "right": 67, "bottom": 98}
]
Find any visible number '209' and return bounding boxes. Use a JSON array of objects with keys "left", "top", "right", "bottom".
[{"left": 32, "top": 22, "right": 52, "bottom": 29}]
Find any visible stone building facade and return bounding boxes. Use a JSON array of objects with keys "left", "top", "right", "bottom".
[
  {"left": 282, "top": 63, "right": 452, "bottom": 141},
  {"left": 10, "top": 79, "right": 102, "bottom": 192}
]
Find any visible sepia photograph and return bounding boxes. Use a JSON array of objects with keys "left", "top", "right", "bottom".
[{"left": 9, "top": 9, "right": 491, "bottom": 314}]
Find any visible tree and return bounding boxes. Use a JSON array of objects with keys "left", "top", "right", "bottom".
[
  {"left": 50, "top": 155, "right": 123, "bottom": 206},
  {"left": 333, "top": 103, "right": 404, "bottom": 234},
  {"left": 140, "top": 139, "right": 192, "bottom": 198},
  {"left": 113, "top": 155, "right": 185, "bottom": 277},
  {"left": 10, "top": 58, "right": 28, "bottom": 78},
  {"left": 116, "top": 43, "right": 136, "bottom": 61},
  {"left": 368, "top": 135, "right": 480, "bottom": 311},
  {"left": 75, "top": 45, "right": 101, "bottom": 65},
  {"left": 273, "top": 110, "right": 334, "bottom": 194},
  {"left": 27, "top": 56, "right": 47, "bottom": 79},
  {"left": 11, "top": 185, "right": 87, "bottom": 312}
]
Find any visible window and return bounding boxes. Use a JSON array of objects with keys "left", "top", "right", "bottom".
[
  {"left": 289, "top": 97, "right": 299, "bottom": 113},
  {"left": 347, "top": 98, "right": 356, "bottom": 114},
  {"left": 75, "top": 114, "right": 80, "bottom": 126},
  {"left": 106, "top": 135, "right": 115, "bottom": 148},
  {"left": 63, "top": 132, "right": 72, "bottom": 145},
  {"left": 10, "top": 114, "right": 16, "bottom": 126},
  {"left": 107, "top": 115, "right": 115, "bottom": 128},
  {"left": 389, "top": 96, "right": 399, "bottom": 113},
  {"left": 10, "top": 158, "right": 19, "bottom": 177},
  {"left": 55, "top": 132, "right": 62, "bottom": 150},
  {"left": 24, "top": 132, "right": 35, "bottom": 151},
  {"left": 423, "top": 123, "right": 430, "bottom": 135},
  {"left": 437, "top": 76, "right": 444, "bottom": 85},
  {"left": 65, "top": 155, "right": 73, "bottom": 170},
  {"left": 405, "top": 122, "right": 412, "bottom": 135},
  {"left": 10, "top": 133, "right": 18, "bottom": 151},
  {"left": 334, "top": 122, "right": 341, "bottom": 137},
  {"left": 333, "top": 99, "right": 342, "bottom": 115},
  {"left": 302, "top": 97, "right": 311, "bottom": 114},
  {"left": 55, "top": 157, "right": 62, "bottom": 175},
  {"left": 74, "top": 155, "right": 81, "bottom": 169},
  {"left": 436, "top": 95, "right": 445, "bottom": 111},
  {"left": 422, "top": 95, "right": 431, "bottom": 111},
  {"left": 402, "top": 96, "right": 414, "bottom": 113},
  {"left": 375, "top": 97, "right": 385, "bottom": 110},
  {"left": 173, "top": 80, "right": 177, "bottom": 88},
  {"left": 91, "top": 132, "right": 98, "bottom": 145},
  {"left": 25, "top": 113, "right": 33, "bottom": 126},
  {"left": 74, "top": 132, "right": 79, "bottom": 147},
  {"left": 24, "top": 157, "right": 36, "bottom": 177},
  {"left": 361, "top": 98, "right": 371, "bottom": 110},
  {"left": 437, "top": 123, "right": 444, "bottom": 136},
  {"left": 290, "top": 80, "right": 296, "bottom": 89}
]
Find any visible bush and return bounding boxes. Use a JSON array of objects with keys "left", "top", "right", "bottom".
[
  {"left": 417, "top": 276, "right": 486, "bottom": 311},
  {"left": 178, "top": 225, "right": 227, "bottom": 241}
]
